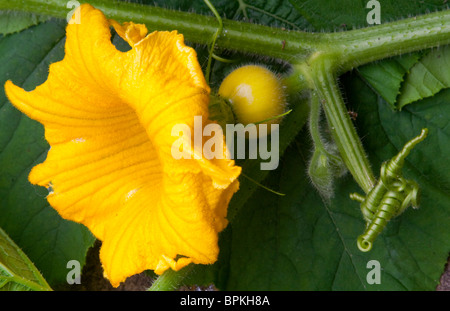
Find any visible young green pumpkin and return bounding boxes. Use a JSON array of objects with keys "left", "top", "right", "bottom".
[{"left": 218, "top": 65, "right": 287, "bottom": 126}]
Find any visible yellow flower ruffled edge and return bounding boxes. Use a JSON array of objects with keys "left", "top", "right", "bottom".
[{"left": 4, "top": 4, "right": 241, "bottom": 287}]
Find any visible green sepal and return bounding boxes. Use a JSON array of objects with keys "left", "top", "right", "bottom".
[
  {"left": 208, "top": 93, "right": 236, "bottom": 129},
  {"left": 308, "top": 145, "right": 346, "bottom": 200},
  {"left": 308, "top": 148, "right": 334, "bottom": 199}
]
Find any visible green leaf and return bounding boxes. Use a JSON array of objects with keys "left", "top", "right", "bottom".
[
  {"left": 359, "top": 46, "right": 450, "bottom": 111},
  {"left": 0, "top": 10, "right": 49, "bottom": 35},
  {"left": 0, "top": 20, "right": 95, "bottom": 288},
  {"left": 231, "top": 0, "right": 310, "bottom": 30},
  {"left": 397, "top": 46, "right": 450, "bottom": 109},
  {"left": 0, "top": 227, "right": 51, "bottom": 291},
  {"left": 357, "top": 53, "right": 421, "bottom": 110},
  {"left": 135, "top": 0, "right": 310, "bottom": 29}
]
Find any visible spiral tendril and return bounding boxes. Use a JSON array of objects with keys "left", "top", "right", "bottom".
[
  {"left": 351, "top": 129, "right": 428, "bottom": 252},
  {"left": 383, "top": 128, "right": 428, "bottom": 182},
  {"left": 203, "top": 0, "right": 224, "bottom": 84}
]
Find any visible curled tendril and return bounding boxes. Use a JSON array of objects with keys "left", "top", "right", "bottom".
[
  {"left": 202, "top": 0, "right": 223, "bottom": 84},
  {"left": 382, "top": 128, "right": 429, "bottom": 182},
  {"left": 350, "top": 128, "right": 428, "bottom": 252},
  {"left": 203, "top": 0, "right": 237, "bottom": 83}
]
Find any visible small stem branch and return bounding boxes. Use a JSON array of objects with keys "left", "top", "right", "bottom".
[
  {"left": 202, "top": 0, "right": 222, "bottom": 84},
  {"left": 310, "top": 59, "right": 376, "bottom": 193},
  {"left": 309, "top": 92, "right": 327, "bottom": 153},
  {"left": 147, "top": 264, "right": 194, "bottom": 291}
]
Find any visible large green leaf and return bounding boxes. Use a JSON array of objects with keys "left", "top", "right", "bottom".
[
  {"left": 0, "top": 227, "right": 51, "bottom": 291},
  {"left": 138, "top": 0, "right": 309, "bottom": 29},
  {"left": 359, "top": 46, "right": 450, "bottom": 111},
  {"left": 0, "top": 20, "right": 95, "bottom": 288}
]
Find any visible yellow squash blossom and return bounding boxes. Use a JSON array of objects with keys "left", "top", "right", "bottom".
[{"left": 5, "top": 4, "right": 240, "bottom": 287}]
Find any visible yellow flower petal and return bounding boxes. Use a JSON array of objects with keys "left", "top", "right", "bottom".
[{"left": 5, "top": 4, "right": 240, "bottom": 287}]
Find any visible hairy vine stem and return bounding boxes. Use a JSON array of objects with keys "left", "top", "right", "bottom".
[{"left": 307, "top": 58, "right": 376, "bottom": 193}]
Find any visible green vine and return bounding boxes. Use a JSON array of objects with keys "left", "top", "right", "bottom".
[
  {"left": 148, "top": 264, "right": 195, "bottom": 291},
  {"left": 202, "top": 0, "right": 223, "bottom": 84}
]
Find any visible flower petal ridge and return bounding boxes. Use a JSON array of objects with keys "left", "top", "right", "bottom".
[{"left": 4, "top": 4, "right": 240, "bottom": 287}]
